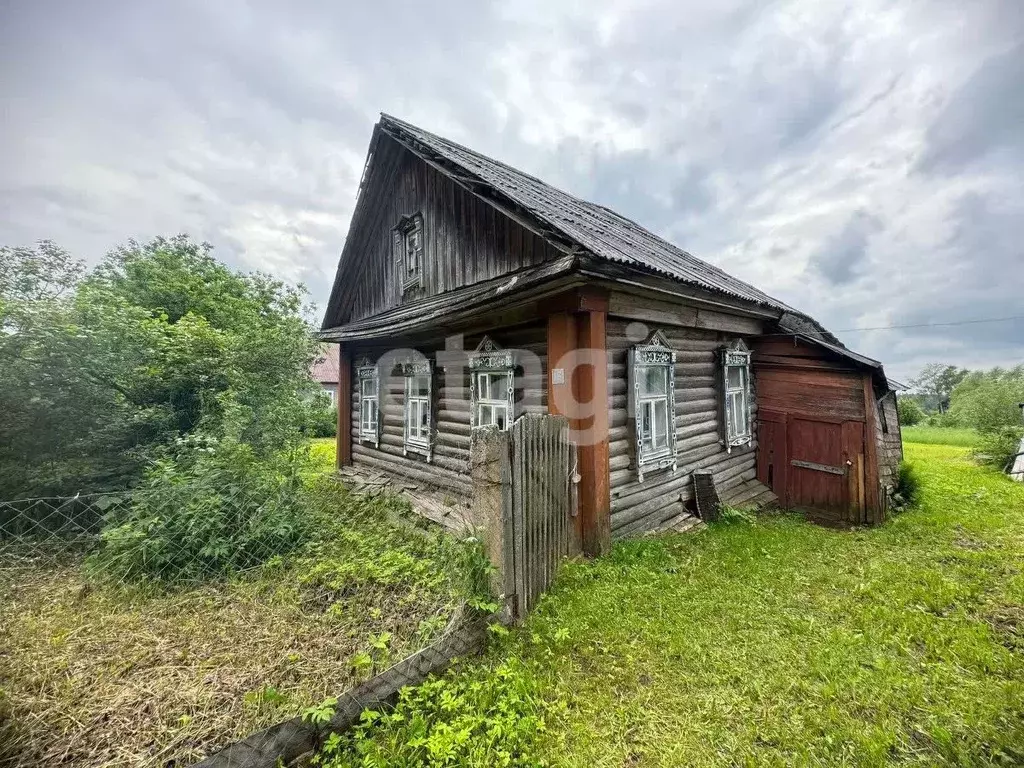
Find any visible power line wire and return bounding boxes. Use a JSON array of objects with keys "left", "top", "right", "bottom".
[{"left": 835, "top": 315, "right": 1024, "bottom": 333}]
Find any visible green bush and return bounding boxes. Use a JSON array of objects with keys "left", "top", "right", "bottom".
[
  {"left": 314, "top": 659, "right": 547, "bottom": 768},
  {"left": 976, "top": 426, "right": 1024, "bottom": 471},
  {"left": 90, "top": 436, "right": 312, "bottom": 584},
  {"left": 305, "top": 393, "right": 337, "bottom": 439},
  {"left": 891, "top": 461, "right": 921, "bottom": 512},
  {"left": 896, "top": 397, "right": 925, "bottom": 426}
]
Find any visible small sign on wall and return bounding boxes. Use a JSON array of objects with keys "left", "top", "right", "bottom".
[{"left": 552, "top": 368, "right": 566, "bottom": 385}]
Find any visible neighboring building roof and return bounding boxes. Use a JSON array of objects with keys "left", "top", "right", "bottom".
[
  {"left": 311, "top": 344, "right": 339, "bottom": 384},
  {"left": 380, "top": 114, "right": 793, "bottom": 313}
]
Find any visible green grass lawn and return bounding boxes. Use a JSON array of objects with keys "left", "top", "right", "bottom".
[
  {"left": 323, "top": 441, "right": 1024, "bottom": 767},
  {"left": 902, "top": 425, "right": 978, "bottom": 447}
]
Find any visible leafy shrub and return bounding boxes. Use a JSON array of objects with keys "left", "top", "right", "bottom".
[
  {"left": 314, "top": 659, "right": 547, "bottom": 768},
  {"left": 305, "top": 393, "right": 337, "bottom": 439},
  {"left": 90, "top": 436, "right": 312, "bottom": 584},
  {"left": 976, "top": 426, "right": 1024, "bottom": 471},
  {"left": 891, "top": 461, "right": 921, "bottom": 512},
  {"left": 897, "top": 397, "right": 925, "bottom": 426}
]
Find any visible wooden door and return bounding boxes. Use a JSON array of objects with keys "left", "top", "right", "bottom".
[{"left": 785, "top": 416, "right": 866, "bottom": 524}]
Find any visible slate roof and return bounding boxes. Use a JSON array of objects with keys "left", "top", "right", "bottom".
[{"left": 380, "top": 114, "right": 791, "bottom": 313}]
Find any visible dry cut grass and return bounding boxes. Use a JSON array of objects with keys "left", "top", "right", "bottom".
[{"left": 0, "top": 489, "right": 469, "bottom": 767}]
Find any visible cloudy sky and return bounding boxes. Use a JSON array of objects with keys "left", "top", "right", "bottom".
[{"left": 2, "top": 0, "right": 1021, "bottom": 381}]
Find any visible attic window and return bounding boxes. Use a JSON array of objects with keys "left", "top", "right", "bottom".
[
  {"left": 722, "top": 340, "right": 752, "bottom": 450},
  {"left": 629, "top": 330, "right": 677, "bottom": 482},
  {"left": 394, "top": 214, "right": 424, "bottom": 293},
  {"left": 469, "top": 337, "right": 515, "bottom": 431}
]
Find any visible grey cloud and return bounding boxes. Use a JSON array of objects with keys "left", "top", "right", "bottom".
[
  {"left": 812, "top": 211, "right": 881, "bottom": 286},
  {"left": 916, "top": 42, "right": 1024, "bottom": 174},
  {"left": 2, "top": 0, "right": 1022, "bottom": 380}
]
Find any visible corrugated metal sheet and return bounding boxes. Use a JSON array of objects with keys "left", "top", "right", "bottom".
[{"left": 381, "top": 114, "right": 790, "bottom": 311}]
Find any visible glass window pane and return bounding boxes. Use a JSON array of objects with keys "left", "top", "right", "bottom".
[
  {"left": 491, "top": 373, "right": 510, "bottom": 397},
  {"left": 478, "top": 373, "right": 491, "bottom": 400},
  {"left": 640, "top": 366, "right": 667, "bottom": 396},
  {"left": 653, "top": 399, "right": 669, "bottom": 449},
  {"left": 495, "top": 406, "right": 507, "bottom": 430},
  {"left": 419, "top": 402, "right": 429, "bottom": 433},
  {"left": 479, "top": 404, "right": 492, "bottom": 426},
  {"left": 727, "top": 365, "right": 742, "bottom": 390}
]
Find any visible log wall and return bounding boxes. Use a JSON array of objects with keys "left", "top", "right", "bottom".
[
  {"left": 605, "top": 304, "right": 764, "bottom": 539},
  {"left": 348, "top": 322, "right": 548, "bottom": 500},
  {"left": 876, "top": 391, "right": 903, "bottom": 491}
]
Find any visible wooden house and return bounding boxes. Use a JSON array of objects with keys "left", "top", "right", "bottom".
[{"left": 320, "top": 114, "right": 901, "bottom": 554}]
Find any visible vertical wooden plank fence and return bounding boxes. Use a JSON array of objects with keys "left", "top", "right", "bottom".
[{"left": 508, "top": 414, "right": 573, "bottom": 618}]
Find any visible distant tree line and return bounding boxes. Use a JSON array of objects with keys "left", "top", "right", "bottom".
[{"left": 898, "top": 362, "right": 1024, "bottom": 468}]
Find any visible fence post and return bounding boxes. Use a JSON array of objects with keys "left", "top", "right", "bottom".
[{"left": 468, "top": 426, "right": 513, "bottom": 606}]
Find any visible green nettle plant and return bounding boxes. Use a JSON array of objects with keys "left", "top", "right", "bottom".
[
  {"left": 314, "top": 660, "right": 548, "bottom": 768},
  {"left": 890, "top": 461, "right": 921, "bottom": 512},
  {"left": 90, "top": 435, "right": 313, "bottom": 583}
]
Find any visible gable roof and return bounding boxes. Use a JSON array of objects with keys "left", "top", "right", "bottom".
[
  {"left": 379, "top": 113, "right": 789, "bottom": 312},
  {"left": 324, "top": 113, "right": 841, "bottom": 347}
]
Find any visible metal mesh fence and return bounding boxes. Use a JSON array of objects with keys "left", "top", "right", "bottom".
[{"left": 0, "top": 493, "right": 117, "bottom": 564}]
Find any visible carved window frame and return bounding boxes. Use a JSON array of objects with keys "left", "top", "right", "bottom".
[
  {"left": 629, "top": 330, "right": 677, "bottom": 482},
  {"left": 721, "top": 339, "right": 753, "bottom": 451},
  {"left": 394, "top": 213, "right": 424, "bottom": 295},
  {"left": 401, "top": 359, "right": 433, "bottom": 461},
  {"left": 356, "top": 359, "right": 379, "bottom": 447},
  {"left": 469, "top": 336, "right": 516, "bottom": 431}
]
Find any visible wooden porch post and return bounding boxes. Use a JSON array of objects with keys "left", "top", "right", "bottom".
[
  {"left": 546, "top": 290, "right": 611, "bottom": 557},
  {"left": 336, "top": 345, "right": 352, "bottom": 468}
]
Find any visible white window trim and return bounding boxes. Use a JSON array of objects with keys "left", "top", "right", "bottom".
[
  {"left": 401, "top": 360, "right": 432, "bottom": 461},
  {"left": 469, "top": 336, "right": 516, "bottom": 431},
  {"left": 357, "top": 362, "right": 379, "bottom": 447},
  {"left": 394, "top": 213, "right": 424, "bottom": 295},
  {"left": 629, "top": 330, "right": 677, "bottom": 483},
  {"left": 722, "top": 341, "right": 753, "bottom": 451}
]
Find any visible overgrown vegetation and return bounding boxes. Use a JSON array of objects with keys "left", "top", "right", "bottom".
[
  {"left": 0, "top": 237, "right": 320, "bottom": 499},
  {"left": 900, "top": 425, "right": 977, "bottom": 447},
  {"left": 890, "top": 460, "right": 921, "bottom": 512},
  {"left": 89, "top": 436, "right": 314, "bottom": 584},
  {"left": 0, "top": 484, "right": 486, "bottom": 767},
  {"left": 896, "top": 395, "right": 925, "bottom": 426},
  {"left": 324, "top": 439, "right": 1024, "bottom": 767}
]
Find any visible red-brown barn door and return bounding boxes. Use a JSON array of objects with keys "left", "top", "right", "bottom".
[
  {"left": 758, "top": 411, "right": 867, "bottom": 524},
  {"left": 785, "top": 416, "right": 866, "bottom": 524}
]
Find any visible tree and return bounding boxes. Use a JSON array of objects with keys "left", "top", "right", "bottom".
[
  {"left": 910, "top": 363, "right": 969, "bottom": 413},
  {"left": 896, "top": 396, "right": 925, "bottom": 426},
  {"left": 0, "top": 236, "right": 319, "bottom": 498}
]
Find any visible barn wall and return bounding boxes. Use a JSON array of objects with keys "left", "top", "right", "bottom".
[
  {"left": 604, "top": 301, "right": 765, "bottom": 539},
  {"left": 876, "top": 391, "right": 903, "bottom": 491},
  {"left": 348, "top": 321, "right": 548, "bottom": 499},
  {"left": 337, "top": 135, "right": 564, "bottom": 325},
  {"left": 751, "top": 338, "right": 867, "bottom": 422}
]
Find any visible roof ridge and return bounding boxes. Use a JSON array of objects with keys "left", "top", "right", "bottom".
[{"left": 375, "top": 112, "right": 821, "bottom": 322}]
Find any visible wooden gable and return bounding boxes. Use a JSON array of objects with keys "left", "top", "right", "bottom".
[{"left": 322, "top": 133, "right": 565, "bottom": 329}]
